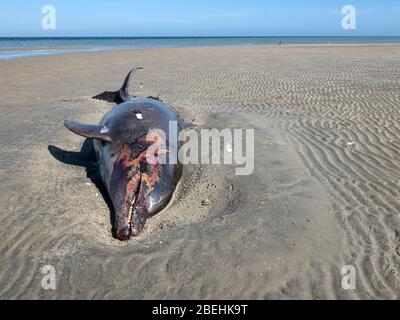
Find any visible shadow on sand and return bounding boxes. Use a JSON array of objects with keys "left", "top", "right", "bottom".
[{"left": 48, "top": 139, "right": 117, "bottom": 237}]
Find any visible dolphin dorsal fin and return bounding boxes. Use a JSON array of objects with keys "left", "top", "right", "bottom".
[
  {"left": 92, "top": 67, "right": 144, "bottom": 104},
  {"left": 64, "top": 120, "right": 112, "bottom": 141},
  {"left": 119, "top": 67, "right": 144, "bottom": 101}
]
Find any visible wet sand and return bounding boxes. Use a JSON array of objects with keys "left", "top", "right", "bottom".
[{"left": 0, "top": 44, "right": 399, "bottom": 299}]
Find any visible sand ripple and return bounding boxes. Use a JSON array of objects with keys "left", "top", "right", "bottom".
[{"left": 0, "top": 45, "right": 399, "bottom": 298}]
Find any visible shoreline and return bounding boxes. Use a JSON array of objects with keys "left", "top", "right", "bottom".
[{"left": 1, "top": 42, "right": 400, "bottom": 60}]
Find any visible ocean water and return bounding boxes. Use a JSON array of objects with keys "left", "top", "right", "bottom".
[{"left": 0, "top": 36, "right": 399, "bottom": 60}]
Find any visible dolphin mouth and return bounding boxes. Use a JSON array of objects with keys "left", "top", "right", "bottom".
[
  {"left": 127, "top": 193, "right": 137, "bottom": 233},
  {"left": 115, "top": 194, "right": 137, "bottom": 241},
  {"left": 115, "top": 173, "right": 142, "bottom": 241}
]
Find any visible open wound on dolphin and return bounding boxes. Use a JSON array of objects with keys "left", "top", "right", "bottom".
[
  {"left": 112, "top": 134, "right": 168, "bottom": 239},
  {"left": 112, "top": 143, "right": 145, "bottom": 238}
]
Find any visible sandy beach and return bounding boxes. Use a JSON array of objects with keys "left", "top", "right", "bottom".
[{"left": 0, "top": 44, "right": 400, "bottom": 299}]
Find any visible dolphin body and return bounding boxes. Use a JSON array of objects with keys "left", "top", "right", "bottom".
[{"left": 64, "top": 68, "right": 183, "bottom": 240}]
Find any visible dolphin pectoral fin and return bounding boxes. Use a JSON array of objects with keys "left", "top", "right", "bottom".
[
  {"left": 64, "top": 120, "right": 112, "bottom": 141},
  {"left": 92, "top": 67, "right": 144, "bottom": 104}
]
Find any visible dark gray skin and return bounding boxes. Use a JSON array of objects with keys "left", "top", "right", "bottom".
[{"left": 64, "top": 68, "right": 183, "bottom": 240}]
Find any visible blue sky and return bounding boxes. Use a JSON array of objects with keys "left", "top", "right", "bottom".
[{"left": 0, "top": 0, "right": 399, "bottom": 37}]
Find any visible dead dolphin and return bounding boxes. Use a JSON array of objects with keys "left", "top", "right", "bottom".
[{"left": 64, "top": 68, "right": 183, "bottom": 240}]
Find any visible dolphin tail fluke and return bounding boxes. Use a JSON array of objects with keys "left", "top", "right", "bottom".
[
  {"left": 92, "top": 91, "right": 122, "bottom": 103},
  {"left": 92, "top": 67, "right": 144, "bottom": 104},
  {"left": 92, "top": 90, "right": 120, "bottom": 103}
]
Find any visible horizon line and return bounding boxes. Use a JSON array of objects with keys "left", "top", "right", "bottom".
[{"left": 1, "top": 35, "right": 400, "bottom": 39}]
